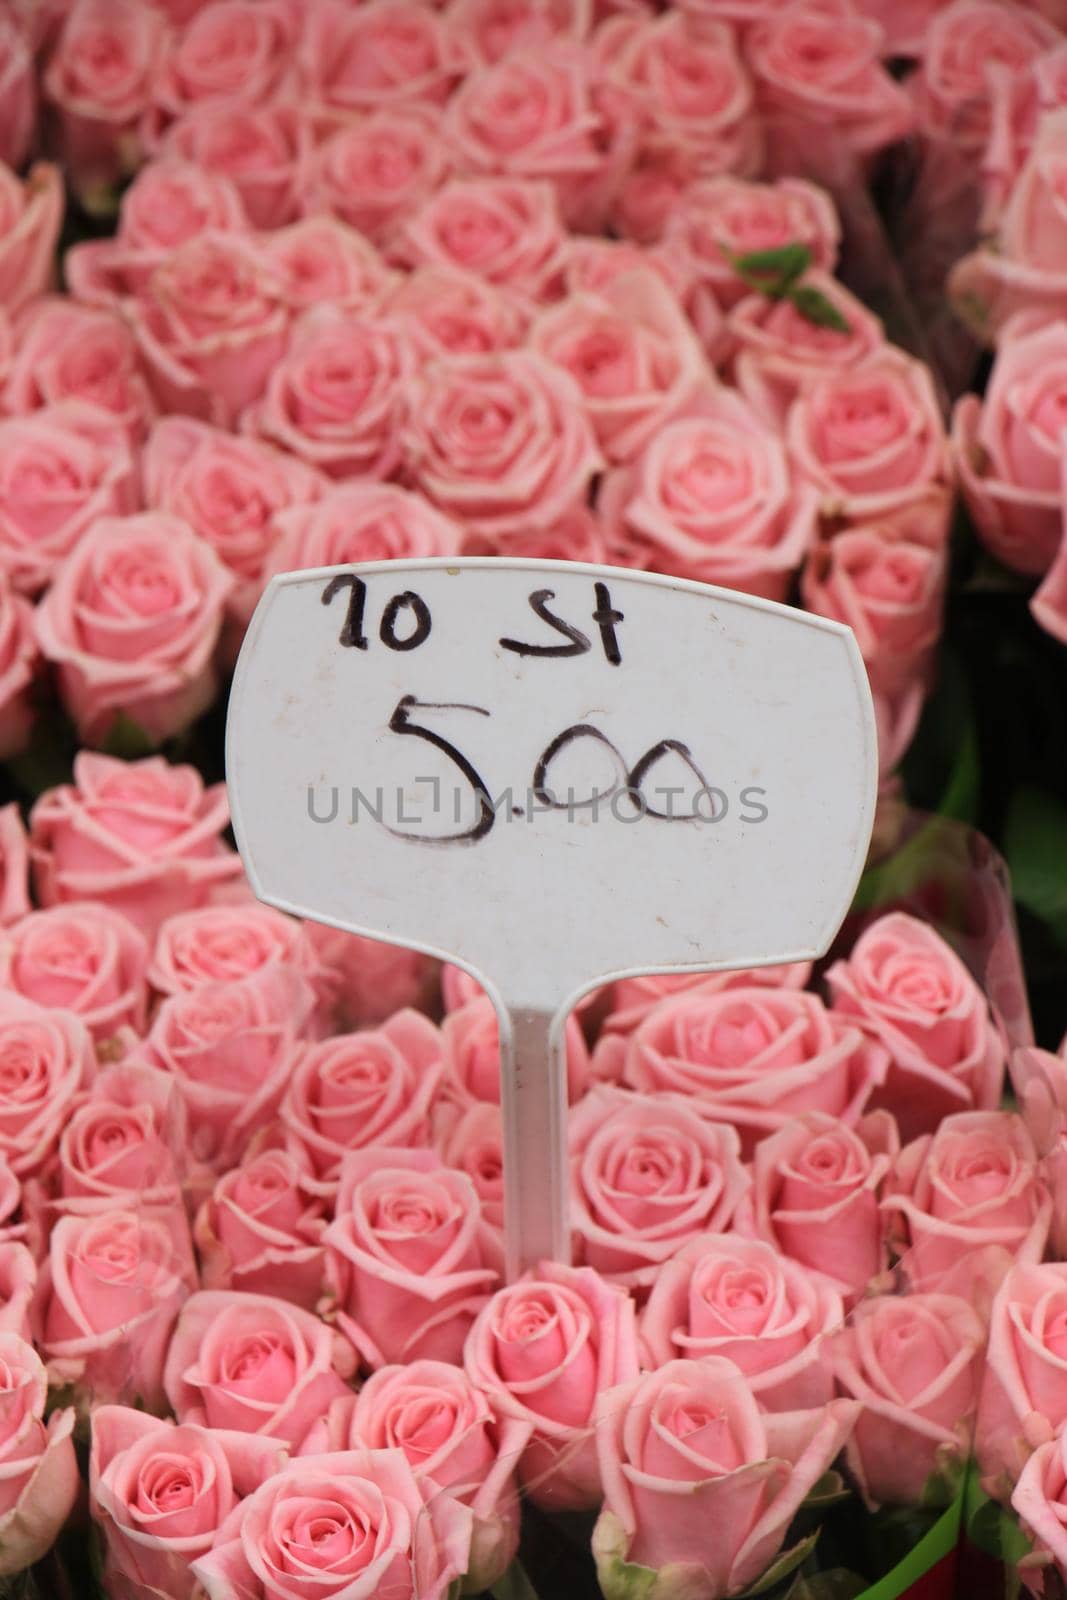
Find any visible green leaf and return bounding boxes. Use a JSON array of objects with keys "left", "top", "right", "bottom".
[
  {"left": 489, "top": 1563, "right": 542, "bottom": 1600},
  {"left": 787, "top": 285, "right": 851, "bottom": 333},
  {"left": 1004, "top": 786, "right": 1067, "bottom": 946},
  {"left": 100, "top": 712, "right": 158, "bottom": 760},
  {"left": 738, "top": 1532, "right": 821, "bottom": 1597},
  {"left": 802, "top": 1471, "right": 851, "bottom": 1512},
  {"left": 732, "top": 242, "right": 812, "bottom": 282}
]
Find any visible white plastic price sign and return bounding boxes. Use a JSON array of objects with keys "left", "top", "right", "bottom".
[{"left": 226, "top": 559, "right": 878, "bottom": 1277}]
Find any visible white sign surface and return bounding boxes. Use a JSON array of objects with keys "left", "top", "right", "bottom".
[{"left": 227, "top": 559, "right": 878, "bottom": 1273}]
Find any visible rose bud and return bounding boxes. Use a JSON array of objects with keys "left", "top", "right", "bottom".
[
  {"left": 301, "top": 1360, "right": 530, "bottom": 1593},
  {"left": 736, "top": 1110, "right": 898, "bottom": 1299},
  {"left": 464, "top": 1261, "right": 639, "bottom": 1511},
  {"left": 0, "top": 1333, "right": 78, "bottom": 1578},
  {"left": 569, "top": 1086, "right": 748, "bottom": 1290},
  {"left": 281, "top": 1011, "right": 442, "bottom": 1198},
  {"left": 324, "top": 1147, "right": 500, "bottom": 1368},
  {"left": 90, "top": 1405, "right": 286, "bottom": 1600},
  {"left": 195, "top": 1147, "right": 326, "bottom": 1310},
  {"left": 37, "top": 1208, "right": 190, "bottom": 1410},
  {"left": 36, "top": 511, "right": 234, "bottom": 748},
  {"left": 191, "top": 1446, "right": 473, "bottom": 1600},
  {"left": 885, "top": 1110, "right": 1052, "bottom": 1295},
  {"left": 0, "top": 992, "right": 95, "bottom": 1181},
  {"left": 3, "top": 297, "right": 153, "bottom": 440},
  {"left": 828, "top": 1292, "right": 983, "bottom": 1506},
  {"left": 164, "top": 1290, "right": 355, "bottom": 1447},
  {"left": 593, "top": 1358, "right": 859, "bottom": 1600},
  {"left": 642, "top": 1233, "right": 843, "bottom": 1410},
  {"left": 0, "top": 902, "right": 149, "bottom": 1044},
  {"left": 29, "top": 752, "right": 242, "bottom": 940},
  {"left": 977, "top": 1261, "right": 1067, "bottom": 1491}
]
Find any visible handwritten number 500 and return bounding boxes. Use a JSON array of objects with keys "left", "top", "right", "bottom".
[{"left": 387, "top": 697, "right": 713, "bottom": 843}]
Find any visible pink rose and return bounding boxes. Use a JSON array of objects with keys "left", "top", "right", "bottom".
[
  {"left": 0, "top": 808, "right": 28, "bottom": 929},
  {"left": 825, "top": 911, "right": 1006, "bottom": 1138},
  {"left": 439, "top": 1104, "right": 505, "bottom": 1232},
  {"left": 244, "top": 308, "right": 411, "bottom": 479},
  {"left": 300, "top": 925, "right": 437, "bottom": 1030},
  {"left": 606, "top": 986, "right": 888, "bottom": 1156},
  {"left": 282, "top": 1011, "right": 441, "bottom": 1197},
  {"left": 801, "top": 529, "right": 947, "bottom": 699},
  {"left": 35, "top": 512, "right": 234, "bottom": 746},
  {"left": 387, "top": 264, "right": 527, "bottom": 359},
  {"left": 829, "top": 1293, "right": 984, "bottom": 1507},
  {"left": 149, "top": 903, "right": 326, "bottom": 1006},
  {"left": 0, "top": 18, "right": 33, "bottom": 170},
  {"left": 977, "top": 1261, "right": 1067, "bottom": 1491},
  {"left": 885, "top": 1111, "right": 1052, "bottom": 1293},
  {"left": 43, "top": 0, "right": 166, "bottom": 190},
  {"left": 729, "top": 273, "right": 886, "bottom": 427},
  {"left": 953, "top": 315, "right": 1067, "bottom": 576},
  {"left": 911, "top": 0, "right": 1058, "bottom": 153},
  {"left": 0, "top": 1334, "right": 77, "bottom": 1577},
  {"left": 444, "top": 46, "right": 626, "bottom": 229},
  {"left": 601, "top": 962, "right": 813, "bottom": 1036},
  {"left": 595, "top": 13, "right": 760, "bottom": 181},
  {"left": 664, "top": 175, "right": 840, "bottom": 338},
  {"left": 129, "top": 232, "right": 289, "bottom": 426},
  {"left": 195, "top": 1147, "right": 326, "bottom": 1310},
  {"left": 0, "top": 993, "right": 94, "bottom": 1181},
  {"left": 641, "top": 1234, "right": 843, "bottom": 1410},
  {"left": 142, "top": 417, "right": 323, "bottom": 626},
  {"left": 450, "top": 0, "right": 592, "bottom": 65},
  {"left": 593, "top": 1358, "right": 858, "bottom": 1599},
  {"left": 298, "top": 0, "right": 470, "bottom": 119},
  {"left": 1011, "top": 1045, "right": 1067, "bottom": 1259},
  {"left": 739, "top": 1111, "right": 898, "bottom": 1299},
  {"left": 400, "top": 178, "right": 568, "bottom": 304},
  {"left": 1033, "top": 512, "right": 1067, "bottom": 649},
  {"left": 307, "top": 1360, "right": 529, "bottom": 1591},
  {"left": 460, "top": 502, "right": 609, "bottom": 561},
  {"left": 465, "top": 1261, "right": 639, "bottom": 1510},
  {"left": 951, "top": 110, "right": 1067, "bottom": 341},
  {"left": 0, "top": 403, "right": 137, "bottom": 596},
  {"left": 562, "top": 236, "right": 692, "bottom": 303},
  {"left": 164, "top": 1290, "right": 354, "bottom": 1446},
  {"left": 441, "top": 994, "right": 593, "bottom": 1110},
  {"left": 267, "top": 483, "right": 459, "bottom": 585},
  {"left": 191, "top": 1446, "right": 472, "bottom": 1600},
  {"left": 1012, "top": 1429, "right": 1067, "bottom": 1586},
  {"left": 38, "top": 1208, "right": 190, "bottom": 1409},
  {"left": 148, "top": 0, "right": 298, "bottom": 131},
  {"left": 0, "top": 1246, "right": 35, "bottom": 1343},
  {"left": 599, "top": 389, "right": 817, "bottom": 598},
  {"left": 324, "top": 1147, "right": 501, "bottom": 1368},
  {"left": 146, "top": 969, "right": 314, "bottom": 1169},
  {"left": 90, "top": 1405, "right": 286, "bottom": 1600},
  {"left": 160, "top": 103, "right": 309, "bottom": 230},
  {"left": 529, "top": 269, "right": 709, "bottom": 464},
  {"left": 404, "top": 350, "right": 601, "bottom": 544},
  {"left": 306, "top": 108, "right": 453, "bottom": 251},
  {"left": 569, "top": 1086, "right": 749, "bottom": 1289},
  {"left": 0, "top": 903, "right": 148, "bottom": 1043},
  {"left": 45, "top": 1061, "right": 186, "bottom": 1227},
  {"left": 260, "top": 218, "right": 398, "bottom": 318},
  {"left": 749, "top": 7, "right": 913, "bottom": 161},
  {"left": 0, "top": 578, "right": 36, "bottom": 760},
  {"left": 29, "top": 752, "right": 242, "bottom": 940},
  {"left": 4, "top": 298, "right": 153, "bottom": 440},
  {"left": 787, "top": 350, "right": 951, "bottom": 534},
  {"left": 64, "top": 158, "right": 250, "bottom": 307}
]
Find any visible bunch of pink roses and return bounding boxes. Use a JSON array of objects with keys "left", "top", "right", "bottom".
[
  {"left": 0, "top": 741, "right": 1038, "bottom": 1597},
  {"left": 0, "top": 0, "right": 959, "bottom": 794}
]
